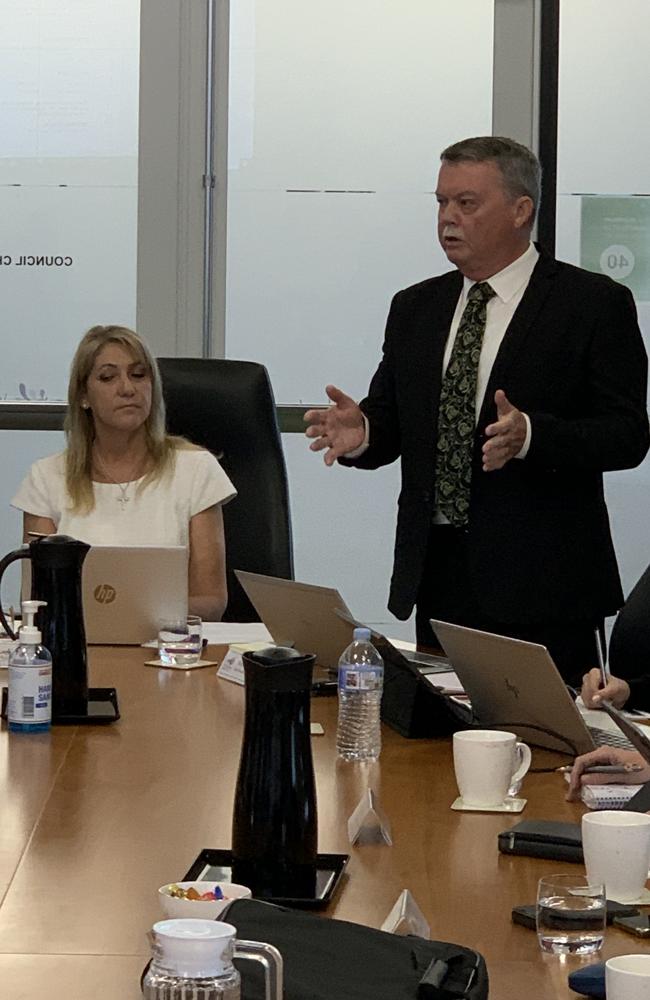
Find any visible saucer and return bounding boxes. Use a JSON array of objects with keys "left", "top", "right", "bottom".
[
  {"left": 144, "top": 658, "right": 220, "bottom": 671},
  {"left": 609, "top": 887, "right": 650, "bottom": 906},
  {"left": 451, "top": 796, "right": 526, "bottom": 813}
]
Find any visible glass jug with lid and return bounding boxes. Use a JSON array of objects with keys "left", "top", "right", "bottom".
[{"left": 142, "top": 918, "right": 283, "bottom": 999}]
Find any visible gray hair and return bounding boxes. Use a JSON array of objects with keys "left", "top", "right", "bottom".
[{"left": 441, "top": 136, "right": 541, "bottom": 224}]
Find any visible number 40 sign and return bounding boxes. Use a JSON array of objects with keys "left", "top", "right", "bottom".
[{"left": 581, "top": 196, "right": 650, "bottom": 301}]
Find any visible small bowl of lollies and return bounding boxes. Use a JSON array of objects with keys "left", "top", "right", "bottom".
[{"left": 158, "top": 881, "right": 252, "bottom": 919}]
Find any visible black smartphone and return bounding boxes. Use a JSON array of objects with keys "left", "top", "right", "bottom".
[
  {"left": 511, "top": 904, "right": 536, "bottom": 929},
  {"left": 513, "top": 902, "right": 638, "bottom": 931},
  {"left": 613, "top": 912, "right": 650, "bottom": 937}
]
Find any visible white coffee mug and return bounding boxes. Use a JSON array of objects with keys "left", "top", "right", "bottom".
[
  {"left": 606, "top": 954, "right": 650, "bottom": 999},
  {"left": 452, "top": 729, "right": 532, "bottom": 807},
  {"left": 582, "top": 811, "right": 650, "bottom": 903}
]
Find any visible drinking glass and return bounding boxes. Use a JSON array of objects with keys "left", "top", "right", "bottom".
[
  {"left": 536, "top": 873, "right": 606, "bottom": 955},
  {"left": 158, "top": 616, "right": 202, "bottom": 666}
]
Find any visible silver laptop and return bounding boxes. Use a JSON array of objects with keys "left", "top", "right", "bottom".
[
  {"left": 83, "top": 545, "right": 188, "bottom": 645},
  {"left": 430, "top": 619, "right": 630, "bottom": 755},
  {"left": 235, "top": 570, "right": 355, "bottom": 670}
]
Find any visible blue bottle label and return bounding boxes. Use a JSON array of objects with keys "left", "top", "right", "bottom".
[{"left": 7, "top": 664, "right": 52, "bottom": 726}]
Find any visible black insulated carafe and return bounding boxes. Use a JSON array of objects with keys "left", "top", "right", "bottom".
[
  {"left": 231, "top": 646, "right": 318, "bottom": 899},
  {"left": 0, "top": 535, "right": 90, "bottom": 718}
]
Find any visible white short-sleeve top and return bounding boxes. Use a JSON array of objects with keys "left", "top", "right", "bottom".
[{"left": 11, "top": 448, "right": 236, "bottom": 547}]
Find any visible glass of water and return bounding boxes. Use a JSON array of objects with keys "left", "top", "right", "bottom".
[
  {"left": 158, "top": 615, "right": 203, "bottom": 666},
  {"left": 536, "top": 874, "right": 606, "bottom": 955}
]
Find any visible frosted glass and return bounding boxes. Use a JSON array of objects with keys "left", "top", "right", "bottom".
[
  {"left": 557, "top": 2, "right": 650, "bottom": 602},
  {"left": 227, "top": 0, "right": 494, "bottom": 632},
  {"left": 0, "top": 0, "right": 140, "bottom": 401},
  {"left": 558, "top": 1, "right": 650, "bottom": 194}
]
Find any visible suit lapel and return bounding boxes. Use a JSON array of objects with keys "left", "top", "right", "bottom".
[
  {"left": 417, "top": 271, "right": 463, "bottom": 416},
  {"left": 477, "top": 250, "right": 559, "bottom": 428}
]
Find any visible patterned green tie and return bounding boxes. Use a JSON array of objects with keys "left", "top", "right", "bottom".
[{"left": 435, "top": 281, "right": 496, "bottom": 527}]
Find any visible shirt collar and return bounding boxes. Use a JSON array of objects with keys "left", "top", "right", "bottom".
[{"left": 462, "top": 242, "right": 539, "bottom": 304}]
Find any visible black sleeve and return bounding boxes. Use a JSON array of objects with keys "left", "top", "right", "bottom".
[
  {"left": 526, "top": 282, "right": 649, "bottom": 472},
  {"left": 609, "top": 563, "right": 650, "bottom": 705},
  {"left": 339, "top": 292, "right": 403, "bottom": 471}
]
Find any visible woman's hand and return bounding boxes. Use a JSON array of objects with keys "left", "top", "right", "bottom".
[
  {"left": 566, "top": 746, "right": 649, "bottom": 800},
  {"left": 581, "top": 668, "right": 630, "bottom": 709}
]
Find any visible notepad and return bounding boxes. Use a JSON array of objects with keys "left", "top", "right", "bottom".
[{"left": 581, "top": 783, "right": 644, "bottom": 810}]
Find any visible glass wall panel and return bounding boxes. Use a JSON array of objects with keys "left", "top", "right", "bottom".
[
  {"left": 227, "top": 0, "right": 494, "bottom": 631},
  {"left": 557, "top": 0, "right": 650, "bottom": 601},
  {"left": 0, "top": 1, "right": 140, "bottom": 592}
]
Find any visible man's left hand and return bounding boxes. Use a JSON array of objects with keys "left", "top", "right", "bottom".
[{"left": 482, "top": 390, "right": 527, "bottom": 471}]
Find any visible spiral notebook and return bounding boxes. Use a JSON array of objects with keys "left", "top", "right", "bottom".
[{"left": 580, "top": 783, "right": 643, "bottom": 810}]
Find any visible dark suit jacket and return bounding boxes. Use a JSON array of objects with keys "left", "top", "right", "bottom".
[
  {"left": 610, "top": 562, "right": 650, "bottom": 703},
  {"left": 341, "top": 250, "right": 650, "bottom": 625}
]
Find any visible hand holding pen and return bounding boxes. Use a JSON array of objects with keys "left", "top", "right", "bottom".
[{"left": 566, "top": 746, "right": 650, "bottom": 801}]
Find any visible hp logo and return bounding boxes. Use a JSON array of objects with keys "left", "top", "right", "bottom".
[{"left": 94, "top": 584, "right": 116, "bottom": 604}]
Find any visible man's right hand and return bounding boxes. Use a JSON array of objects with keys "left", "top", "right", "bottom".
[
  {"left": 304, "top": 385, "right": 365, "bottom": 467},
  {"left": 581, "top": 668, "right": 631, "bottom": 709}
]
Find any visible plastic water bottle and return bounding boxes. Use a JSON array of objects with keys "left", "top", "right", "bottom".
[{"left": 336, "top": 627, "right": 384, "bottom": 761}]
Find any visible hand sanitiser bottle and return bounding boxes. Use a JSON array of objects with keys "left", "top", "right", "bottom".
[{"left": 7, "top": 600, "right": 52, "bottom": 733}]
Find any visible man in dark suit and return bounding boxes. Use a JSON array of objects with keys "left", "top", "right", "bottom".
[{"left": 304, "top": 136, "right": 649, "bottom": 687}]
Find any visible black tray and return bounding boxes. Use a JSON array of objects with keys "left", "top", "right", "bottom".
[
  {"left": 183, "top": 849, "right": 349, "bottom": 909},
  {"left": 1, "top": 686, "right": 120, "bottom": 725}
]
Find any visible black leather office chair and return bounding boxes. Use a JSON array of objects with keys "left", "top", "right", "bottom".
[{"left": 157, "top": 358, "right": 294, "bottom": 621}]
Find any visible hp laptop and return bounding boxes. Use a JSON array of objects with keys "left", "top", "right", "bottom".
[
  {"left": 83, "top": 545, "right": 188, "bottom": 644},
  {"left": 234, "top": 571, "right": 355, "bottom": 671},
  {"left": 430, "top": 619, "right": 631, "bottom": 755},
  {"left": 235, "top": 570, "right": 450, "bottom": 677}
]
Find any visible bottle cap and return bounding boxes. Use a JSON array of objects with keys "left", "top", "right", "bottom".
[
  {"left": 151, "top": 918, "right": 235, "bottom": 977},
  {"left": 353, "top": 627, "right": 371, "bottom": 642},
  {"left": 19, "top": 599, "right": 47, "bottom": 645}
]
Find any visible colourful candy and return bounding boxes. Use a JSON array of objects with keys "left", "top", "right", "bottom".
[{"left": 165, "top": 883, "right": 229, "bottom": 901}]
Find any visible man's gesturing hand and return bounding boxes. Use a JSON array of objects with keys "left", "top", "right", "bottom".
[
  {"left": 482, "top": 389, "right": 527, "bottom": 471},
  {"left": 304, "top": 385, "right": 365, "bottom": 467}
]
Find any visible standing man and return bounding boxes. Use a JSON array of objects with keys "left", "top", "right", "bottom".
[{"left": 304, "top": 136, "right": 649, "bottom": 687}]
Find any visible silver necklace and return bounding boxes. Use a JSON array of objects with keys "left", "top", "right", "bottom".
[{"left": 93, "top": 452, "right": 140, "bottom": 510}]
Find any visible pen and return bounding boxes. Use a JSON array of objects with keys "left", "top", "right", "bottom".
[
  {"left": 556, "top": 764, "right": 644, "bottom": 774},
  {"left": 595, "top": 628, "right": 609, "bottom": 687}
]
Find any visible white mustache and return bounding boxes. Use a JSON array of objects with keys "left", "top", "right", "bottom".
[{"left": 442, "top": 226, "right": 462, "bottom": 240}]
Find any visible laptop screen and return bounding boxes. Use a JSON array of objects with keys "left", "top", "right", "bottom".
[{"left": 83, "top": 545, "right": 188, "bottom": 644}]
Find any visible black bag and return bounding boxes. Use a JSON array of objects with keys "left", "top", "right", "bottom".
[{"left": 222, "top": 897, "right": 489, "bottom": 1000}]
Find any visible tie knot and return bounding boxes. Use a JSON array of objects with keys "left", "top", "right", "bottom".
[{"left": 468, "top": 281, "right": 496, "bottom": 304}]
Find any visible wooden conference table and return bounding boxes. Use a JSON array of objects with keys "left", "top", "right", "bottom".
[{"left": 0, "top": 645, "right": 646, "bottom": 1000}]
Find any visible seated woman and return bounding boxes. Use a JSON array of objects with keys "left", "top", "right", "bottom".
[{"left": 12, "top": 325, "right": 235, "bottom": 621}]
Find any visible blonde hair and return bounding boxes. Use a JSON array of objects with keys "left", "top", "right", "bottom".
[{"left": 64, "top": 325, "right": 180, "bottom": 512}]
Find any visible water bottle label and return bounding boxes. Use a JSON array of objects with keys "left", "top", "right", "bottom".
[
  {"left": 339, "top": 666, "right": 382, "bottom": 692},
  {"left": 7, "top": 665, "right": 52, "bottom": 724}
]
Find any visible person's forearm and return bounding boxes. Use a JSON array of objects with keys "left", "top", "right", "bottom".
[{"left": 189, "top": 594, "right": 226, "bottom": 623}]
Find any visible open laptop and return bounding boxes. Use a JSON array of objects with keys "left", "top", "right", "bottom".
[
  {"left": 430, "top": 619, "right": 632, "bottom": 755},
  {"left": 235, "top": 570, "right": 449, "bottom": 676},
  {"left": 234, "top": 571, "right": 355, "bottom": 671},
  {"left": 83, "top": 545, "right": 188, "bottom": 644}
]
